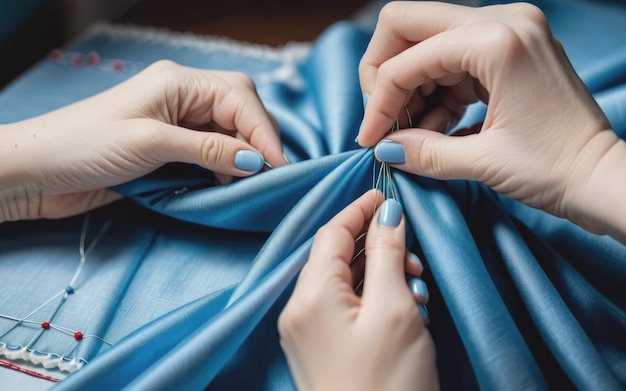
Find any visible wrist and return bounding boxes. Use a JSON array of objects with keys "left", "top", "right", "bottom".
[
  {"left": 568, "top": 130, "right": 626, "bottom": 244},
  {"left": 0, "top": 123, "right": 37, "bottom": 223}
]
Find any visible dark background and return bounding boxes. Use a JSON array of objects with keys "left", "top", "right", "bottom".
[{"left": 0, "top": 0, "right": 369, "bottom": 89}]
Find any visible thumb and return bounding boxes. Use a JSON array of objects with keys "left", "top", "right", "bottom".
[
  {"left": 152, "top": 123, "right": 268, "bottom": 177},
  {"left": 382, "top": 128, "right": 485, "bottom": 181},
  {"left": 360, "top": 199, "right": 409, "bottom": 307}
]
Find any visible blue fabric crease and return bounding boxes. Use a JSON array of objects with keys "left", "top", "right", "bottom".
[{"left": 0, "top": 1, "right": 625, "bottom": 390}]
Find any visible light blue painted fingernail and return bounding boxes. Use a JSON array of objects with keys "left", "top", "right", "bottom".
[
  {"left": 409, "top": 252, "right": 422, "bottom": 267},
  {"left": 408, "top": 277, "right": 429, "bottom": 300},
  {"left": 234, "top": 150, "right": 264, "bottom": 172},
  {"left": 355, "top": 94, "right": 369, "bottom": 144},
  {"left": 374, "top": 140, "right": 405, "bottom": 164},
  {"left": 378, "top": 199, "right": 402, "bottom": 227}
]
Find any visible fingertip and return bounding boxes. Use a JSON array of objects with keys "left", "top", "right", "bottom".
[
  {"left": 408, "top": 277, "right": 429, "bottom": 302},
  {"left": 382, "top": 128, "right": 481, "bottom": 181},
  {"left": 378, "top": 198, "right": 403, "bottom": 227},
  {"left": 405, "top": 252, "right": 424, "bottom": 277},
  {"left": 234, "top": 149, "right": 264, "bottom": 173}
]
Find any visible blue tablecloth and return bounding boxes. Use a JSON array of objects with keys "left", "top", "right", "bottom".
[{"left": 0, "top": 0, "right": 625, "bottom": 389}]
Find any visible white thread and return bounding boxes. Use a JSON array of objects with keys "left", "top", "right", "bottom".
[{"left": 0, "top": 214, "right": 113, "bottom": 373}]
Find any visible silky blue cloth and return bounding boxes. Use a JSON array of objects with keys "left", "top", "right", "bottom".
[{"left": 0, "top": 0, "right": 625, "bottom": 390}]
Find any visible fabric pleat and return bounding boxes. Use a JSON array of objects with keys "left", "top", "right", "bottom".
[{"left": 0, "top": 1, "right": 624, "bottom": 390}]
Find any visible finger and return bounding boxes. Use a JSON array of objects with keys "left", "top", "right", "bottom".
[
  {"left": 382, "top": 128, "right": 486, "bottom": 181},
  {"left": 209, "top": 73, "right": 287, "bottom": 169},
  {"left": 407, "top": 277, "right": 429, "bottom": 305},
  {"left": 297, "top": 190, "right": 383, "bottom": 289},
  {"left": 359, "top": 1, "right": 470, "bottom": 96},
  {"left": 173, "top": 69, "right": 287, "bottom": 169},
  {"left": 405, "top": 252, "right": 424, "bottom": 278},
  {"left": 359, "top": 32, "right": 462, "bottom": 145},
  {"left": 154, "top": 123, "right": 269, "bottom": 177},
  {"left": 360, "top": 199, "right": 411, "bottom": 306},
  {"left": 359, "top": 20, "right": 504, "bottom": 146}
]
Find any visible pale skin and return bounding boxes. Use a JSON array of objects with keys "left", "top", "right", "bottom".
[
  {"left": 278, "top": 190, "right": 438, "bottom": 391},
  {"left": 1, "top": 3, "right": 624, "bottom": 389},
  {"left": 0, "top": 60, "right": 286, "bottom": 221},
  {"left": 357, "top": 1, "right": 626, "bottom": 244},
  {"left": 280, "top": 1, "right": 626, "bottom": 390}
]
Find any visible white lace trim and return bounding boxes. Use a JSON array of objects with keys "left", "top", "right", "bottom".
[
  {"left": 0, "top": 343, "right": 84, "bottom": 373},
  {"left": 84, "top": 22, "right": 312, "bottom": 63}
]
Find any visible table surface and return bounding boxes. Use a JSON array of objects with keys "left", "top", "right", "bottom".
[{"left": 118, "top": 0, "right": 371, "bottom": 46}]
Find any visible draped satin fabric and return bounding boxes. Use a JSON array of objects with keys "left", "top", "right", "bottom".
[{"left": 0, "top": 0, "right": 624, "bottom": 389}]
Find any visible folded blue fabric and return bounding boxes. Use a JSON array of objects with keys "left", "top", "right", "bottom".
[{"left": 0, "top": 1, "right": 624, "bottom": 390}]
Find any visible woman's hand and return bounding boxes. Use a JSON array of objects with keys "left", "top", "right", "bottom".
[
  {"left": 358, "top": 2, "right": 626, "bottom": 240},
  {"left": 278, "top": 190, "right": 438, "bottom": 391},
  {"left": 0, "top": 60, "right": 286, "bottom": 221}
]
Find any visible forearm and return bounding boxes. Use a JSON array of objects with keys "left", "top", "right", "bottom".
[{"left": 0, "top": 122, "right": 36, "bottom": 223}]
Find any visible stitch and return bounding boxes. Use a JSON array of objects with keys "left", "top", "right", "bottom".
[
  {"left": 0, "top": 359, "right": 60, "bottom": 382},
  {"left": 0, "top": 215, "right": 114, "bottom": 373}
]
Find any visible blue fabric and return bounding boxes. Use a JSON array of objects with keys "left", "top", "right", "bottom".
[{"left": 0, "top": 0, "right": 625, "bottom": 390}]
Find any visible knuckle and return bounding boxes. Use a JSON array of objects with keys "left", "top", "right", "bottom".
[
  {"left": 365, "top": 237, "right": 405, "bottom": 264},
  {"left": 278, "top": 291, "right": 322, "bottom": 337},
  {"left": 378, "top": 2, "right": 403, "bottom": 25},
  {"left": 376, "top": 60, "right": 395, "bottom": 84},
  {"left": 358, "top": 58, "right": 370, "bottom": 79},
  {"left": 199, "top": 136, "right": 226, "bottom": 167},
  {"left": 315, "top": 224, "right": 337, "bottom": 243},
  {"left": 146, "top": 59, "right": 180, "bottom": 76},
  {"left": 383, "top": 300, "right": 417, "bottom": 328},
  {"left": 510, "top": 2, "right": 547, "bottom": 27},
  {"left": 226, "top": 71, "right": 257, "bottom": 90},
  {"left": 411, "top": 136, "right": 444, "bottom": 177},
  {"left": 479, "top": 22, "right": 526, "bottom": 65}
]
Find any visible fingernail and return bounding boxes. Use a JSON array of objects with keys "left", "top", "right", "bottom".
[
  {"left": 418, "top": 304, "right": 430, "bottom": 323},
  {"left": 409, "top": 252, "right": 422, "bottom": 267},
  {"left": 234, "top": 150, "right": 264, "bottom": 172},
  {"left": 375, "top": 140, "right": 405, "bottom": 164},
  {"left": 283, "top": 152, "right": 291, "bottom": 164},
  {"left": 356, "top": 94, "right": 369, "bottom": 144},
  {"left": 356, "top": 120, "right": 364, "bottom": 144},
  {"left": 378, "top": 199, "right": 402, "bottom": 227},
  {"left": 408, "top": 277, "right": 429, "bottom": 300}
]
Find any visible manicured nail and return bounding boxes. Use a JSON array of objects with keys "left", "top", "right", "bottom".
[
  {"left": 234, "top": 150, "right": 264, "bottom": 172},
  {"left": 356, "top": 94, "right": 369, "bottom": 144},
  {"left": 378, "top": 199, "right": 402, "bottom": 227},
  {"left": 409, "top": 252, "right": 422, "bottom": 267},
  {"left": 375, "top": 140, "right": 405, "bottom": 164},
  {"left": 356, "top": 118, "right": 365, "bottom": 144},
  {"left": 408, "top": 277, "right": 429, "bottom": 300}
]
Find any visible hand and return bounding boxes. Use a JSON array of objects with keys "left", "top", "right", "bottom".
[
  {"left": 0, "top": 60, "right": 286, "bottom": 221},
  {"left": 357, "top": 1, "right": 626, "bottom": 239},
  {"left": 278, "top": 190, "right": 438, "bottom": 391}
]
